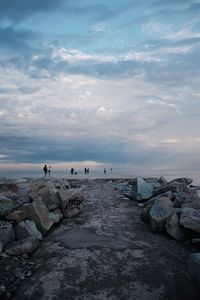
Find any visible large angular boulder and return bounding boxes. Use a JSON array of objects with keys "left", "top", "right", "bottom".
[
  {"left": 5, "top": 237, "right": 40, "bottom": 256},
  {"left": 180, "top": 208, "right": 200, "bottom": 233},
  {"left": 0, "top": 195, "right": 14, "bottom": 217},
  {"left": 149, "top": 198, "right": 174, "bottom": 232},
  {"left": 0, "top": 181, "right": 30, "bottom": 209},
  {"left": 166, "top": 213, "right": 186, "bottom": 240},
  {"left": 34, "top": 185, "right": 60, "bottom": 211},
  {"left": 132, "top": 178, "right": 160, "bottom": 201},
  {"left": 173, "top": 189, "right": 199, "bottom": 208},
  {"left": 15, "top": 220, "right": 43, "bottom": 240},
  {"left": 58, "top": 189, "right": 84, "bottom": 218},
  {"left": 0, "top": 221, "right": 15, "bottom": 248},
  {"left": 24, "top": 201, "right": 54, "bottom": 235}
]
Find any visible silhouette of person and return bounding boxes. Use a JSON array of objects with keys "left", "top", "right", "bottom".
[
  {"left": 71, "top": 168, "right": 74, "bottom": 175},
  {"left": 48, "top": 166, "right": 51, "bottom": 177},
  {"left": 104, "top": 168, "right": 106, "bottom": 174},
  {"left": 84, "top": 168, "right": 87, "bottom": 174},
  {"left": 43, "top": 164, "right": 47, "bottom": 177}
]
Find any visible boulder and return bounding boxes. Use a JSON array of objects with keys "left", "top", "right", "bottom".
[
  {"left": 133, "top": 178, "right": 160, "bottom": 201},
  {"left": 0, "top": 221, "right": 15, "bottom": 248},
  {"left": 5, "top": 237, "right": 40, "bottom": 256},
  {"left": 24, "top": 201, "right": 54, "bottom": 235},
  {"left": 188, "top": 253, "right": 200, "bottom": 292},
  {"left": 166, "top": 213, "right": 186, "bottom": 240},
  {"left": 153, "top": 182, "right": 189, "bottom": 196},
  {"left": 6, "top": 209, "right": 27, "bottom": 222},
  {"left": 158, "top": 176, "right": 167, "bottom": 185},
  {"left": 60, "top": 179, "right": 71, "bottom": 190},
  {"left": 0, "top": 195, "right": 14, "bottom": 217},
  {"left": 15, "top": 220, "right": 43, "bottom": 240},
  {"left": 180, "top": 208, "right": 200, "bottom": 233},
  {"left": 169, "top": 178, "right": 193, "bottom": 185},
  {"left": 173, "top": 189, "right": 199, "bottom": 208},
  {"left": 149, "top": 198, "right": 174, "bottom": 232},
  {"left": 181, "top": 198, "right": 200, "bottom": 209},
  {"left": 48, "top": 209, "right": 63, "bottom": 223},
  {"left": 0, "top": 182, "right": 19, "bottom": 193},
  {"left": 58, "top": 189, "right": 84, "bottom": 218},
  {"left": 36, "top": 185, "right": 60, "bottom": 211}
]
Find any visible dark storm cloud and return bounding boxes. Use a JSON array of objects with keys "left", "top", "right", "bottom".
[{"left": 0, "top": 133, "right": 181, "bottom": 166}]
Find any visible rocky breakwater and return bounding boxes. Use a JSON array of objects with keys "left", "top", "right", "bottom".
[
  {"left": 0, "top": 177, "right": 84, "bottom": 299},
  {"left": 130, "top": 176, "right": 200, "bottom": 292}
]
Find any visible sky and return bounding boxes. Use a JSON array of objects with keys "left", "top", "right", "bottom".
[{"left": 0, "top": 0, "right": 200, "bottom": 175}]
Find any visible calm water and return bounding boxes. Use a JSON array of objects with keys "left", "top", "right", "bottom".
[{"left": 0, "top": 168, "right": 200, "bottom": 185}]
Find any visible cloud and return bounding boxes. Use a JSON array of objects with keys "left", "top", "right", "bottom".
[{"left": 0, "top": 0, "right": 65, "bottom": 22}]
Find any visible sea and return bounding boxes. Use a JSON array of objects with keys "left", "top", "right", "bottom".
[{"left": 0, "top": 167, "right": 200, "bottom": 185}]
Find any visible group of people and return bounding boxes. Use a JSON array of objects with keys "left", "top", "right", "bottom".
[
  {"left": 43, "top": 164, "right": 51, "bottom": 177},
  {"left": 70, "top": 168, "right": 77, "bottom": 175},
  {"left": 84, "top": 168, "right": 90, "bottom": 174},
  {"left": 43, "top": 164, "right": 113, "bottom": 177}
]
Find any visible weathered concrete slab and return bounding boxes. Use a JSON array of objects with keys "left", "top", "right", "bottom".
[{"left": 55, "top": 228, "right": 131, "bottom": 250}]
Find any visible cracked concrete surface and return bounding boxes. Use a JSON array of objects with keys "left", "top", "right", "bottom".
[{"left": 11, "top": 179, "right": 198, "bottom": 300}]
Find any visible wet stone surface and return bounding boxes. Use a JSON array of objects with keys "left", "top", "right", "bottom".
[{"left": 11, "top": 179, "right": 198, "bottom": 300}]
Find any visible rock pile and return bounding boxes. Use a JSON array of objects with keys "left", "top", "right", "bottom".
[
  {"left": 131, "top": 176, "right": 200, "bottom": 292},
  {"left": 112, "top": 176, "right": 200, "bottom": 292},
  {"left": 0, "top": 177, "right": 84, "bottom": 298}
]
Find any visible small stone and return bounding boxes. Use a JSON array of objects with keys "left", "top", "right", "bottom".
[{"left": 26, "top": 271, "right": 32, "bottom": 277}]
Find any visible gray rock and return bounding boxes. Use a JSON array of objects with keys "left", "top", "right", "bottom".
[
  {"left": 61, "top": 179, "right": 71, "bottom": 190},
  {"left": 58, "top": 189, "right": 84, "bottom": 218},
  {"left": 0, "top": 195, "right": 14, "bottom": 217},
  {"left": 149, "top": 198, "right": 174, "bottom": 232},
  {"left": 0, "top": 221, "right": 15, "bottom": 247},
  {"left": 188, "top": 253, "right": 200, "bottom": 291},
  {"left": 5, "top": 208, "right": 27, "bottom": 222},
  {"left": 166, "top": 213, "right": 186, "bottom": 240},
  {"left": 15, "top": 220, "right": 43, "bottom": 240},
  {"left": 48, "top": 209, "right": 63, "bottom": 223},
  {"left": 169, "top": 178, "right": 193, "bottom": 185},
  {"left": 35, "top": 185, "right": 60, "bottom": 211},
  {"left": 173, "top": 189, "right": 199, "bottom": 208},
  {"left": 133, "top": 177, "right": 160, "bottom": 201},
  {"left": 181, "top": 198, "right": 200, "bottom": 209},
  {"left": 158, "top": 176, "right": 167, "bottom": 185},
  {"left": 180, "top": 208, "right": 200, "bottom": 233},
  {"left": 5, "top": 237, "right": 40, "bottom": 256},
  {"left": 153, "top": 182, "right": 188, "bottom": 196},
  {"left": 24, "top": 201, "right": 54, "bottom": 235}
]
